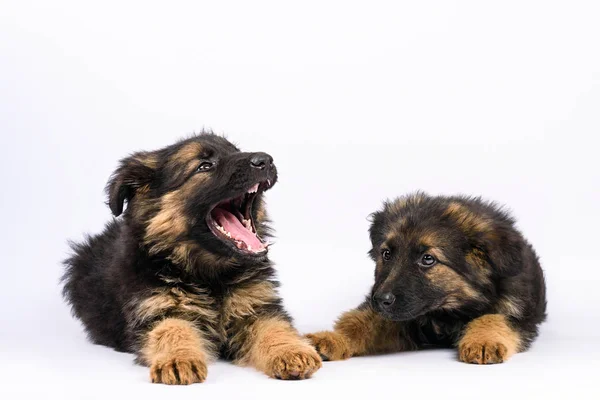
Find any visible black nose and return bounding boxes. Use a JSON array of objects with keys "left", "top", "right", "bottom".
[
  {"left": 375, "top": 292, "right": 396, "bottom": 309},
  {"left": 249, "top": 152, "right": 273, "bottom": 170}
]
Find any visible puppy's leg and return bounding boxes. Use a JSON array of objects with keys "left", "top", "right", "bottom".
[
  {"left": 458, "top": 314, "right": 521, "bottom": 364},
  {"left": 306, "top": 305, "right": 414, "bottom": 361},
  {"left": 139, "top": 318, "right": 214, "bottom": 384},
  {"left": 232, "top": 317, "right": 322, "bottom": 380}
]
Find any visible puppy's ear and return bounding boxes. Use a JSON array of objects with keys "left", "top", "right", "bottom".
[
  {"left": 106, "top": 152, "right": 157, "bottom": 216},
  {"left": 368, "top": 208, "right": 388, "bottom": 260},
  {"left": 478, "top": 227, "right": 524, "bottom": 277}
]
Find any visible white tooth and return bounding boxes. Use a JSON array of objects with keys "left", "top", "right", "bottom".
[
  {"left": 248, "top": 183, "right": 259, "bottom": 194},
  {"left": 267, "top": 179, "right": 271, "bottom": 186},
  {"left": 248, "top": 246, "right": 252, "bottom": 251}
]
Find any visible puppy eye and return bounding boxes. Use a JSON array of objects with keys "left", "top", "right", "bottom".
[
  {"left": 419, "top": 254, "right": 437, "bottom": 267},
  {"left": 196, "top": 162, "right": 214, "bottom": 172},
  {"left": 382, "top": 249, "right": 391, "bottom": 261}
]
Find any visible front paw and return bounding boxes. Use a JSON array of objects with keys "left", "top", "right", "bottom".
[
  {"left": 305, "top": 331, "right": 351, "bottom": 361},
  {"left": 266, "top": 345, "right": 322, "bottom": 380},
  {"left": 150, "top": 356, "right": 208, "bottom": 385},
  {"left": 459, "top": 340, "right": 509, "bottom": 365}
]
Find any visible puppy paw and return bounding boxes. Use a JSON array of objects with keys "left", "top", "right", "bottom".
[
  {"left": 150, "top": 356, "right": 208, "bottom": 385},
  {"left": 265, "top": 345, "right": 322, "bottom": 380},
  {"left": 305, "top": 331, "right": 352, "bottom": 361},
  {"left": 459, "top": 340, "right": 509, "bottom": 365}
]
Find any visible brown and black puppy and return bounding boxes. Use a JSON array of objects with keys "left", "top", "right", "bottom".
[
  {"left": 307, "top": 193, "right": 546, "bottom": 364},
  {"left": 63, "top": 133, "right": 321, "bottom": 384}
]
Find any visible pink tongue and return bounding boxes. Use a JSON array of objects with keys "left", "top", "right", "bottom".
[{"left": 212, "top": 208, "right": 264, "bottom": 249}]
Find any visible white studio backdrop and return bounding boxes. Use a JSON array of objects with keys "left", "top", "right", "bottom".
[{"left": 1, "top": 1, "right": 599, "bottom": 399}]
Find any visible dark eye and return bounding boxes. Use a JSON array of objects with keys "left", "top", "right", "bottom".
[
  {"left": 382, "top": 249, "right": 391, "bottom": 261},
  {"left": 419, "top": 254, "right": 436, "bottom": 267},
  {"left": 196, "top": 161, "right": 214, "bottom": 172}
]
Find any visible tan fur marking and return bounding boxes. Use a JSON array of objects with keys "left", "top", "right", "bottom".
[
  {"left": 426, "top": 265, "right": 481, "bottom": 309},
  {"left": 169, "top": 242, "right": 225, "bottom": 269},
  {"left": 465, "top": 249, "right": 492, "bottom": 284},
  {"left": 237, "top": 318, "right": 321, "bottom": 380},
  {"left": 172, "top": 142, "right": 203, "bottom": 165},
  {"left": 145, "top": 191, "right": 188, "bottom": 249},
  {"left": 142, "top": 318, "right": 213, "bottom": 384},
  {"left": 132, "top": 287, "right": 218, "bottom": 333},
  {"left": 169, "top": 242, "right": 196, "bottom": 267},
  {"left": 137, "top": 143, "right": 212, "bottom": 270},
  {"left": 385, "top": 231, "right": 398, "bottom": 243},
  {"left": 134, "top": 152, "right": 159, "bottom": 169},
  {"left": 304, "top": 331, "right": 352, "bottom": 361},
  {"left": 420, "top": 232, "right": 440, "bottom": 247},
  {"left": 135, "top": 293, "right": 177, "bottom": 325},
  {"left": 222, "top": 282, "right": 278, "bottom": 324},
  {"left": 444, "top": 202, "right": 492, "bottom": 234},
  {"left": 458, "top": 314, "right": 521, "bottom": 364},
  {"left": 466, "top": 249, "right": 489, "bottom": 269},
  {"left": 197, "top": 248, "right": 236, "bottom": 269},
  {"left": 330, "top": 308, "right": 412, "bottom": 356}
]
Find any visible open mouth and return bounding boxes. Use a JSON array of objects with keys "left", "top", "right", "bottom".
[{"left": 206, "top": 180, "right": 271, "bottom": 255}]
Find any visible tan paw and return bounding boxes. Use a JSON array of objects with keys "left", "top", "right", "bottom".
[
  {"left": 150, "top": 356, "right": 208, "bottom": 385},
  {"left": 266, "top": 345, "right": 322, "bottom": 380},
  {"left": 459, "top": 340, "right": 509, "bottom": 364},
  {"left": 305, "top": 331, "right": 352, "bottom": 361}
]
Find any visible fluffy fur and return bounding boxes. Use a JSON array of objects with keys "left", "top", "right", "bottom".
[
  {"left": 63, "top": 133, "right": 321, "bottom": 384},
  {"left": 306, "top": 192, "right": 546, "bottom": 364}
]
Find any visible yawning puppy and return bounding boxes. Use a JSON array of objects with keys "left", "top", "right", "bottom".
[
  {"left": 306, "top": 193, "right": 546, "bottom": 364},
  {"left": 63, "top": 133, "right": 321, "bottom": 384}
]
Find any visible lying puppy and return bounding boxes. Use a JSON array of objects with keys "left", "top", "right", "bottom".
[
  {"left": 307, "top": 193, "right": 546, "bottom": 364},
  {"left": 63, "top": 133, "right": 321, "bottom": 384}
]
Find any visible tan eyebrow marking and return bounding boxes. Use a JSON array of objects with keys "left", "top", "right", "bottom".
[
  {"left": 419, "top": 231, "right": 441, "bottom": 248},
  {"left": 171, "top": 142, "right": 203, "bottom": 165}
]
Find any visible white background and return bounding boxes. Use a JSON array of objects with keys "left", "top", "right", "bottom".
[{"left": 1, "top": 1, "right": 599, "bottom": 398}]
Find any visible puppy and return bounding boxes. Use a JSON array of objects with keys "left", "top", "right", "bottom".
[
  {"left": 307, "top": 193, "right": 546, "bottom": 364},
  {"left": 63, "top": 133, "right": 321, "bottom": 384}
]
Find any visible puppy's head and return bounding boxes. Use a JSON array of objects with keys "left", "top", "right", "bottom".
[
  {"left": 368, "top": 193, "right": 523, "bottom": 321},
  {"left": 106, "top": 133, "right": 277, "bottom": 266}
]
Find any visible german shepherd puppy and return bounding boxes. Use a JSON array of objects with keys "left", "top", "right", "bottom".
[
  {"left": 63, "top": 134, "right": 321, "bottom": 384},
  {"left": 306, "top": 193, "right": 546, "bottom": 364}
]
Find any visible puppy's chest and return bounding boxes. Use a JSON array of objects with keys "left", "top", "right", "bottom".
[
  {"left": 417, "top": 318, "right": 465, "bottom": 347},
  {"left": 141, "top": 279, "right": 278, "bottom": 339}
]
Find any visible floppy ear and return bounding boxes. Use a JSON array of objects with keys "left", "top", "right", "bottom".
[
  {"left": 368, "top": 208, "right": 389, "bottom": 260},
  {"left": 106, "top": 153, "right": 156, "bottom": 216},
  {"left": 479, "top": 227, "right": 524, "bottom": 278}
]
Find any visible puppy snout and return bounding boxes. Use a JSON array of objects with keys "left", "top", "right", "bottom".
[
  {"left": 249, "top": 152, "right": 273, "bottom": 170},
  {"left": 375, "top": 292, "right": 396, "bottom": 309}
]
